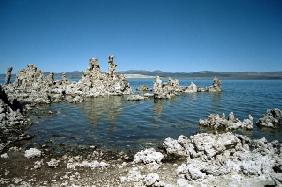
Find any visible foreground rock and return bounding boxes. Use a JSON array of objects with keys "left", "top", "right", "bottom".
[
  {"left": 0, "top": 85, "right": 28, "bottom": 153},
  {"left": 119, "top": 132, "right": 282, "bottom": 186},
  {"left": 24, "top": 148, "right": 41, "bottom": 159},
  {"left": 1, "top": 131, "right": 281, "bottom": 186},
  {"left": 256, "top": 108, "right": 282, "bottom": 128},
  {"left": 133, "top": 148, "right": 164, "bottom": 164},
  {"left": 174, "top": 133, "right": 281, "bottom": 185},
  {"left": 3, "top": 56, "right": 132, "bottom": 104},
  {"left": 199, "top": 112, "right": 253, "bottom": 130}
]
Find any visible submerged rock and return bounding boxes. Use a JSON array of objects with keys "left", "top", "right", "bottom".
[
  {"left": 137, "top": 85, "right": 149, "bottom": 92},
  {"left": 127, "top": 95, "right": 145, "bottom": 101},
  {"left": 256, "top": 108, "right": 282, "bottom": 128},
  {"left": 143, "top": 93, "right": 154, "bottom": 97},
  {"left": 199, "top": 112, "right": 253, "bottom": 130}
]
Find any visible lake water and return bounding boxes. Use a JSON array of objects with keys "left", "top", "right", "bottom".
[{"left": 22, "top": 79, "right": 282, "bottom": 153}]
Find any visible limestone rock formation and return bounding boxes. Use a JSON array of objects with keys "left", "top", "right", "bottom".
[
  {"left": 168, "top": 132, "right": 281, "bottom": 185},
  {"left": 184, "top": 82, "right": 197, "bottom": 93},
  {"left": 153, "top": 76, "right": 182, "bottom": 99},
  {"left": 129, "top": 132, "right": 281, "bottom": 186},
  {"left": 208, "top": 76, "right": 222, "bottom": 92},
  {"left": 5, "top": 67, "right": 13, "bottom": 85},
  {"left": 0, "top": 85, "right": 28, "bottom": 153},
  {"left": 66, "top": 56, "right": 132, "bottom": 98},
  {"left": 3, "top": 64, "right": 56, "bottom": 103},
  {"left": 199, "top": 112, "right": 253, "bottom": 130},
  {"left": 153, "top": 76, "right": 222, "bottom": 99},
  {"left": 2, "top": 56, "right": 132, "bottom": 104},
  {"left": 256, "top": 108, "right": 282, "bottom": 128},
  {"left": 107, "top": 55, "right": 117, "bottom": 79}
]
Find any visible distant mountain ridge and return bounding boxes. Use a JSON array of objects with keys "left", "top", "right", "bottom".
[
  {"left": 1, "top": 70, "right": 282, "bottom": 82},
  {"left": 119, "top": 70, "right": 282, "bottom": 80}
]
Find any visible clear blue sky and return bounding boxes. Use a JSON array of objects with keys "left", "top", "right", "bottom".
[{"left": 0, "top": 0, "right": 282, "bottom": 73}]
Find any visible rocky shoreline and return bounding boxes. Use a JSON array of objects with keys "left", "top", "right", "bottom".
[{"left": 0, "top": 130, "right": 281, "bottom": 186}]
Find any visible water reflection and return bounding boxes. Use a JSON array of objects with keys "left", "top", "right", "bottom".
[
  {"left": 210, "top": 92, "right": 222, "bottom": 113},
  {"left": 77, "top": 96, "right": 123, "bottom": 133},
  {"left": 153, "top": 99, "right": 164, "bottom": 118}
]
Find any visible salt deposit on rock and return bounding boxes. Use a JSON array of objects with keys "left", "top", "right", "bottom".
[
  {"left": 143, "top": 173, "right": 165, "bottom": 187},
  {"left": 24, "top": 148, "right": 41, "bottom": 159},
  {"left": 134, "top": 148, "right": 164, "bottom": 164},
  {"left": 47, "top": 158, "right": 60, "bottom": 167},
  {"left": 120, "top": 168, "right": 165, "bottom": 187},
  {"left": 66, "top": 160, "right": 108, "bottom": 170},
  {"left": 0, "top": 153, "right": 9, "bottom": 159},
  {"left": 120, "top": 167, "right": 144, "bottom": 183},
  {"left": 127, "top": 95, "right": 145, "bottom": 101},
  {"left": 256, "top": 108, "right": 282, "bottom": 128},
  {"left": 199, "top": 112, "right": 253, "bottom": 130},
  {"left": 33, "top": 159, "right": 44, "bottom": 169}
]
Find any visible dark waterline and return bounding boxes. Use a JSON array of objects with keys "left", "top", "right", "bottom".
[{"left": 24, "top": 79, "right": 282, "bottom": 153}]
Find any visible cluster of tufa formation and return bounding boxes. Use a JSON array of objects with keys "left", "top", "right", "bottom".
[
  {"left": 0, "top": 85, "right": 28, "bottom": 153},
  {"left": 4, "top": 64, "right": 56, "bottom": 103},
  {"left": 3, "top": 56, "right": 132, "bottom": 104},
  {"left": 152, "top": 76, "right": 222, "bottom": 99},
  {"left": 153, "top": 76, "right": 182, "bottom": 99},
  {"left": 199, "top": 112, "right": 253, "bottom": 130},
  {"left": 197, "top": 76, "right": 222, "bottom": 92},
  {"left": 65, "top": 56, "right": 131, "bottom": 99},
  {"left": 256, "top": 108, "right": 282, "bottom": 128}
]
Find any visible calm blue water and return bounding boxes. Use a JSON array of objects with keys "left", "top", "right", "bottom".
[{"left": 24, "top": 79, "right": 282, "bottom": 152}]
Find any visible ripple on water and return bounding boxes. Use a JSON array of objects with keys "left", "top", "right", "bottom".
[{"left": 27, "top": 80, "right": 282, "bottom": 152}]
